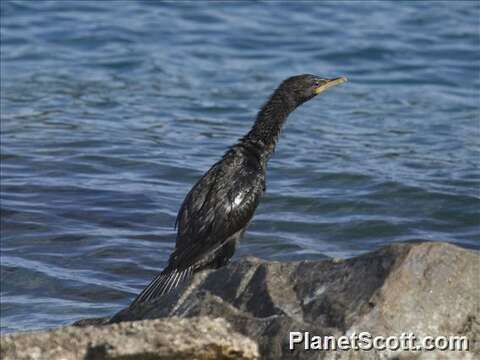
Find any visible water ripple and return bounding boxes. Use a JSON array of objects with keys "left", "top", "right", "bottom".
[{"left": 1, "top": 1, "right": 479, "bottom": 333}]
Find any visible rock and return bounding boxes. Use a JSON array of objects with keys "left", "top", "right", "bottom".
[
  {"left": 0, "top": 317, "right": 259, "bottom": 360},
  {"left": 109, "top": 241, "right": 478, "bottom": 359},
  {"left": 3, "top": 242, "right": 477, "bottom": 359}
]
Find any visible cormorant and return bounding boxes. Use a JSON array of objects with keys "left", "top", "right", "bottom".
[{"left": 131, "top": 74, "right": 347, "bottom": 306}]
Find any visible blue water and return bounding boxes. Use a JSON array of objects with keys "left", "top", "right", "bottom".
[{"left": 1, "top": 1, "right": 479, "bottom": 333}]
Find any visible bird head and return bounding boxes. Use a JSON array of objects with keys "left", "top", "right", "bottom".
[{"left": 279, "top": 74, "right": 348, "bottom": 106}]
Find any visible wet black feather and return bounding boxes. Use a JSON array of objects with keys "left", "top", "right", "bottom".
[{"left": 130, "top": 74, "right": 326, "bottom": 306}]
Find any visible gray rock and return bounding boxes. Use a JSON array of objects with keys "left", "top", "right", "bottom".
[
  {"left": 0, "top": 317, "right": 259, "bottom": 360},
  {"left": 3, "top": 242, "right": 477, "bottom": 360},
  {"left": 109, "top": 241, "right": 479, "bottom": 359}
]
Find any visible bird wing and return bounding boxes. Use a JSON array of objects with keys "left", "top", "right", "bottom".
[
  {"left": 169, "top": 149, "right": 265, "bottom": 271},
  {"left": 130, "top": 148, "right": 264, "bottom": 306}
]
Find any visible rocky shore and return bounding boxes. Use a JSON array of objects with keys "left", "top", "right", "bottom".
[
  {"left": 1, "top": 241, "right": 478, "bottom": 359},
  {"left": 1, "top": 317, "right": 258, "bottom": 360}
]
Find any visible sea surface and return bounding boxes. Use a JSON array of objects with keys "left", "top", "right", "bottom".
[{"left": 1, "top": 1, "right": 479, "bottom": 333}]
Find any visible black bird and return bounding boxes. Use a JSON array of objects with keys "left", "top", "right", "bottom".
[{"left": 131, "top": 74, "right": 347, "bottom": 306}]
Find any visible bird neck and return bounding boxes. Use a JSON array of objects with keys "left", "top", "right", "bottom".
[{"left": 243, "top": 89, "right": 296, "bottom": 161}]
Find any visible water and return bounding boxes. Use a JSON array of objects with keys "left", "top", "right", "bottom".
[{"left": 1, "top": 1, "right": 479, "bottom": 333}]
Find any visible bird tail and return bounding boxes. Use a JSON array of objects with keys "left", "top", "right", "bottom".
[{"left": 130, "top": 267, "right": 193, "bottom": 307}]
